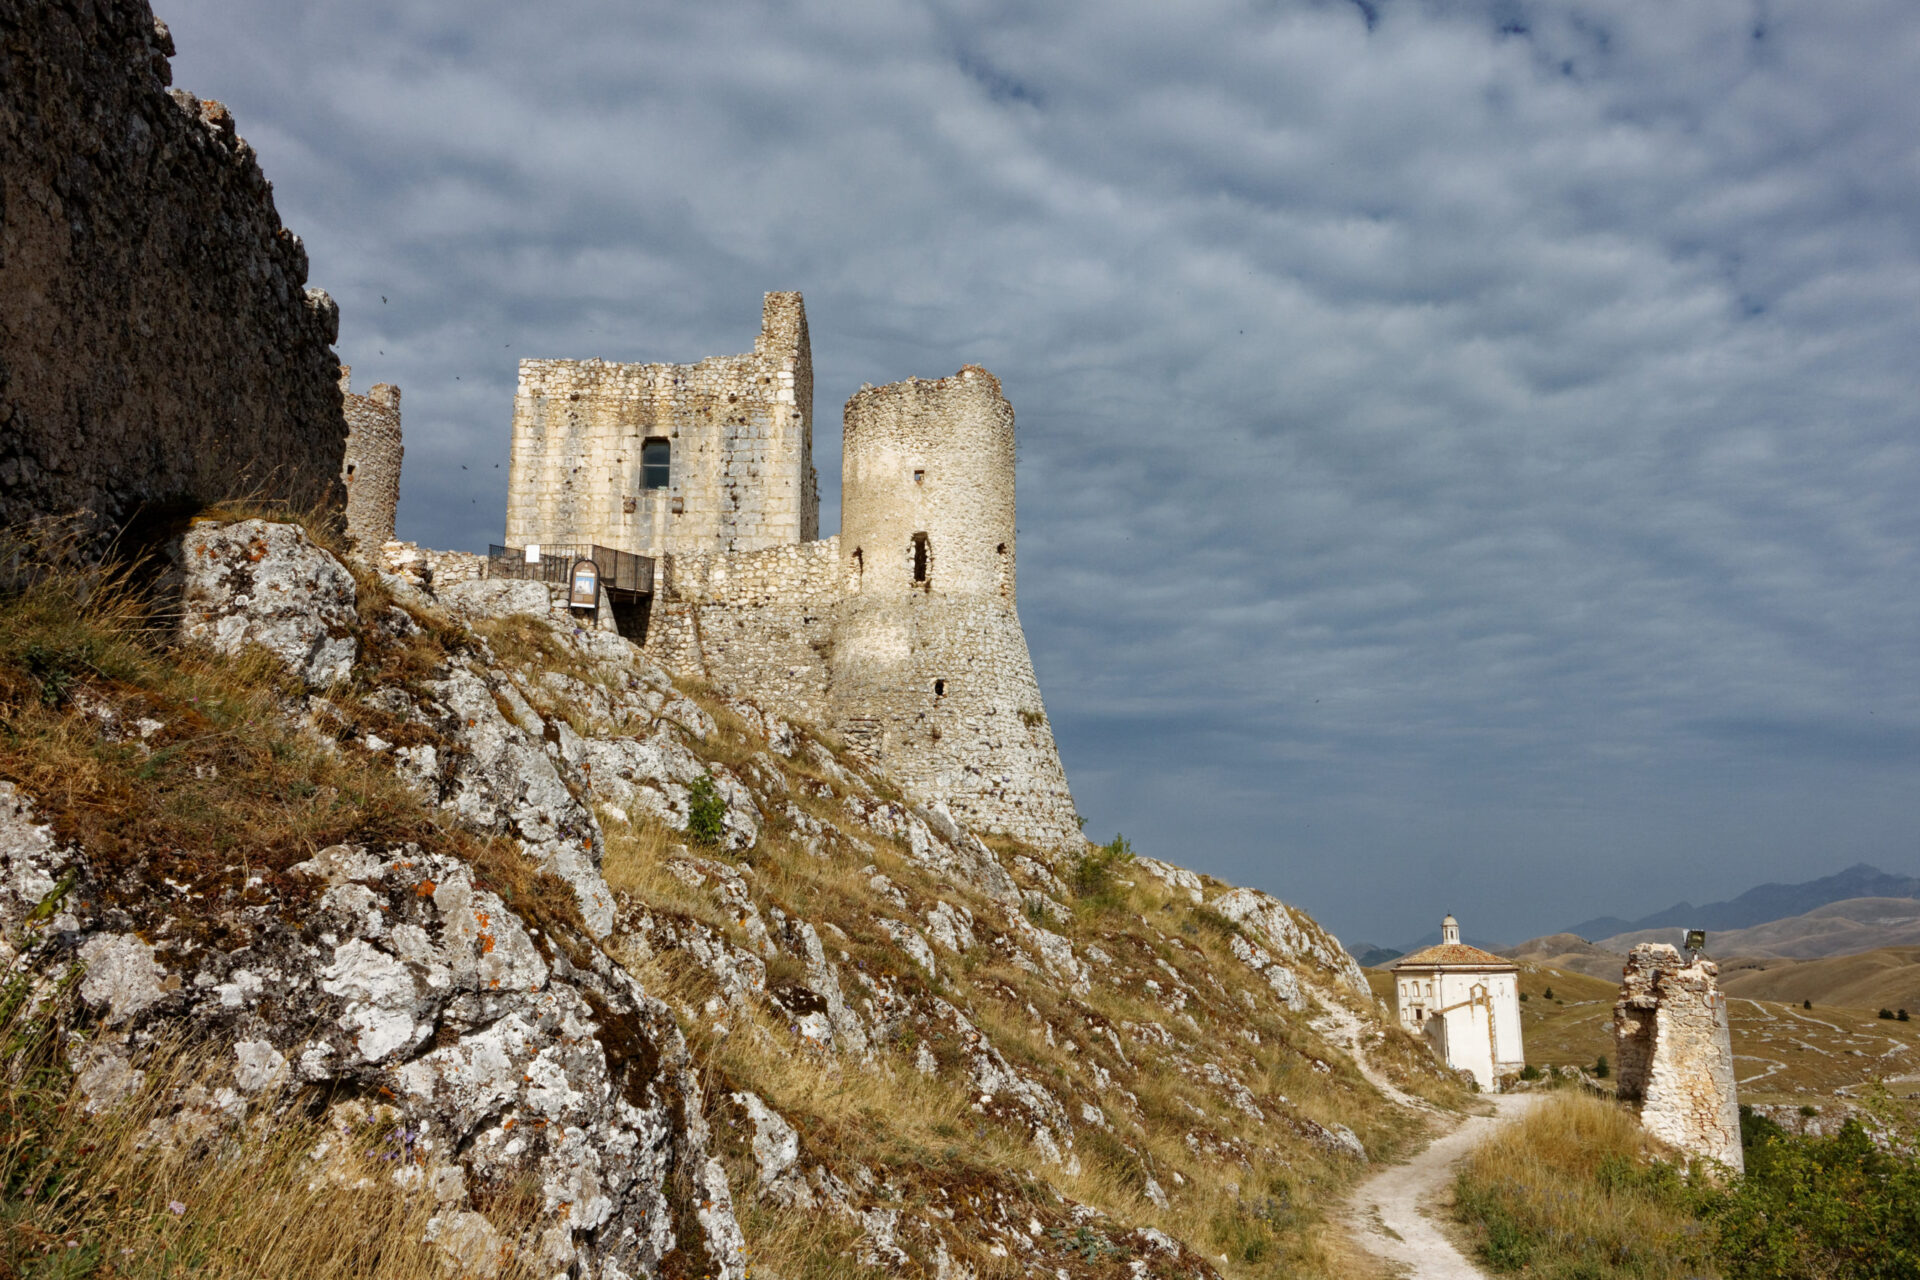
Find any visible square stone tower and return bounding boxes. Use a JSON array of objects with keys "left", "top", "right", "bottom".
[{"left": 505, "top": 293, "right": 816, "bottom": 557}]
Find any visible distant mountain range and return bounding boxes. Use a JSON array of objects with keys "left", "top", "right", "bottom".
[
  {"left": 1562, "top": 863, "right": 1920, "bottom": 941},
  {"left": 1598, "top": 896, "right": 1920, "bottom": 958}
]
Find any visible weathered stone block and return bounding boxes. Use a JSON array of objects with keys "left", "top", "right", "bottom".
[{"left": 1613, "top": 943, "right": 1743, "bottom": 1172}]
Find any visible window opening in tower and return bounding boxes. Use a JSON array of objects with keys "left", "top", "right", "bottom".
[{"left": 641, "top": 437, "right": 671, "bottom": 489}]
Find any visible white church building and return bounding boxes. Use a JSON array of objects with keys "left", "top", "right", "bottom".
[{"left": 1389, "top": 915, "right": 1525, "bottom": 1090}]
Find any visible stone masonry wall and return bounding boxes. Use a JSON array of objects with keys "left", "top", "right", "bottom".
[
  {"left": 1614, "top": 943, "right": 1743, "bottom": 1173},
  {"left": 0, "top": 0, "right": 347, "bottom": 540},
  {"left": 340, "top": 366, "right": 401, "bottom": 551},
  {"left": 505, "top": 293, "right": 814, "bottom": 559},
  {"left": 642, "top": 538, "right": 843, "bottom": 726}
]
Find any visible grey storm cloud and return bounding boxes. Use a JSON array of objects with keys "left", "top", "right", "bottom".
[{"left": 158, "top": 0, "right": 1920, "bottom": 947}]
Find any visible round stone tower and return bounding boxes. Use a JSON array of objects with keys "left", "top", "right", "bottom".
[
  {"left": 831, "top": 367, "right": 1082, "bottom": 851},
  {"left": 339, "top": 365, "right": 402, "bottom": 552}
]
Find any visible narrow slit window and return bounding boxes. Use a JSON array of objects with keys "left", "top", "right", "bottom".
[
  {"left": 913, "top": 469, "right": 925, "bottom": 485},
  {"left": 641, "top": 437, "right": 671, "bottom": 489},
  {"left": 911, "top": 533, "right": 929, "bottom": 584},
  {"left": 934, "top": 679, "right": 946, "bottom": 698}
]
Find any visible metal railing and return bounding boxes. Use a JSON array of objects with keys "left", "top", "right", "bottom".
[{"left": 488, "top": 543, "right": 654, "bottom": 596}]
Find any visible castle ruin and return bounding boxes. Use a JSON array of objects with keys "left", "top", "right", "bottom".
[
  {"left": 1613, "top": 942, "right": 1744, "bottom": 1173},
  {"left": 506, "top": 293, "right": 817, "bottom": 558},
  {"left": 340, "top": 367, "right": 402, "bottom": 550},
  {"left": 505, "top": 295, "right": 1082, "bottom": 850}
]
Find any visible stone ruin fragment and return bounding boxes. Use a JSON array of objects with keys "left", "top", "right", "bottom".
[{"left": 1613, "top": 942, "right": 1743, "bottom": 1173}]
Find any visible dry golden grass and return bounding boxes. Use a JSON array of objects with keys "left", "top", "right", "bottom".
[
  {"left": 1454, "top": 1090, "right": 1718, "bottom": 1279},
  {"left": 0, "top": 1037, "right": 541, "bottom": 1280}
]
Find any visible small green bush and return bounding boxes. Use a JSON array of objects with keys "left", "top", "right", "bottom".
[
  {"left": 1716, "top": 1115, "right": 1920, "bottom": 1279},
  {"left": 1902, "top": 1009, "right": 1911, "bottom": 1022},
  {"left": 1542, "top": 986, "right": 1554, "bottom": 1000},
  {"left": 1068, "top": 834, "right": 1134, "bottom": 907},
  {"left": 1519, "top": 1064, "right": 1542, "bottom": 1081},
  {"left": 1592, "top": 1054, "right": 1609, "bottom": 1079},
  {"left": 1880, "top": 1008, "right": 1895, "bottom": 1019},
  {"left": 1803, "top": 998, "right": 1813, "bottom": 1010},
  {"left": 686, "top": 773, "right": 727, "bottom": 845}
]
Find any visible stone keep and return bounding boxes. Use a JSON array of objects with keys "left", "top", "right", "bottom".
[
  {"left": 830, "top": 368, "right": 1081, "bottom": 850},
  {"left": 340, "top": 367, "right": 402, "bottom": 551},
  {"left": 505, "top": 293, "right": 818, "bottom": 558},
  {"left": 1613, "top": 943, "right": 1743, "bottom": 1172}
]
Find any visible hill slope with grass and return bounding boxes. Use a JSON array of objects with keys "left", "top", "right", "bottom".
[
  {"left": 0, "top": 516, "right": 1470, "bottom": 1280},
  {"left": 1718, "top": 946, "right": 1920, "bottom": 1012},
  {"left": 1601, "top": 896, "right": 1920, "bottom": 958}
]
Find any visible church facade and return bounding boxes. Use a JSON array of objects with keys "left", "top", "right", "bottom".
[{"left": 1390, "top": 915, "right": 1525, "bottom": 1090}]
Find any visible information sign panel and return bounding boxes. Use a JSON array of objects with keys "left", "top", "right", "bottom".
[{"left": 569, "top": 558, "right": 600, "bottom": 611}]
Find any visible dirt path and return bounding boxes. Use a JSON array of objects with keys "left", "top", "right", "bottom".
[
  {"left": 1343, "top": 1092, "right": 1543, "bottom": 1279},
  {"left": 1304, "top": 981, "right": 1439, "bottom": 1115}
]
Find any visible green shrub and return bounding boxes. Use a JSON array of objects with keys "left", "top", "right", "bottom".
[
  {"left": 686, "top": 773, "right": 727, "bottom": 845},
  {"left": 1880, "top": 1008, "right": 1895, "bottom": 1019},
  {"left": 1715, "top": 1114, "right": 1920, "bottom": 1279},
  {"left": 1519, "top": 1064, "right": 1542, "bottom": 1081},
  {"left": 1068, "top": 834, "right": 1134, "bottom": 907},
  {"left": 1592, "top": 1054, "right": 1609, "bottom": 1079},
  {"left": 1902, "top": 1009, "right": 1911, "bottom": 1022}
]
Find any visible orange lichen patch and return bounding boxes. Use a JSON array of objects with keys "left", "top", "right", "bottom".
[{"left": 415, "top": 880, "right": 436, "bottom": 897}]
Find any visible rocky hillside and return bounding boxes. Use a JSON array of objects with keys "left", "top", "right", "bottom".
[{"left": 0, "top": 517, "right": 1467, "bottom": 1279}]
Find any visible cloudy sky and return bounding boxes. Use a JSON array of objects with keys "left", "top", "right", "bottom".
[{"left": 162, "top": 0, "right": 1920, "bottom": 948}]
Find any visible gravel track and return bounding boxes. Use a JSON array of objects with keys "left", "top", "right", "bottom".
[{"left": 1343, "top": 1092, "right": 1543, "bottom": 1279}]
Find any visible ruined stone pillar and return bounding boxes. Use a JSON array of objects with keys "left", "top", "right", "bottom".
[
  {"left": 1613, "top": 943, "right": 1743, "bottom": 1173},
  {"left": 340, "top": 366, "right": 402, "bottom": 551}
]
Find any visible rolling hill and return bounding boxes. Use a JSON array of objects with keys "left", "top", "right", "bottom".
[
  {"left": 1599, "top": 896, "right": 1920, "bottom": 957},
  {"left": 1718, "top": 946, "right": 1920, "bottom": 1011},
  {"left": 1498, "top": 933, "right": 1630, "bottom": 981}
]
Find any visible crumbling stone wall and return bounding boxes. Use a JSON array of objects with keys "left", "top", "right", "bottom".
[
  {"left": 1613, "top": 943, "right": 1743, "bottom": 1172},
  {"left": 339, "top": 366, "right": 401, "bottom": 551},
  {"left": 505, "top": 293, "right": 816, "bottom": 558},
  {"left": 830, "top": 368, "right": 1082, "bottom": 851},
  {"left": 0, "top": 0, "right": 346, "bottom": 539},
  {"left": 642, "top": 538, "right": 842, "bottom": 725}
]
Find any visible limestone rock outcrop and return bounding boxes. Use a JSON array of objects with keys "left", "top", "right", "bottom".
[
  {"left": 0, "top": 788, "right": 740, "bottom": 1279},
  {"left": 174, "top": 518, "right": 359, "bottom": 688},
  {"left": 2, "top": 514, "right": 1428, "bottom": 1276}
]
